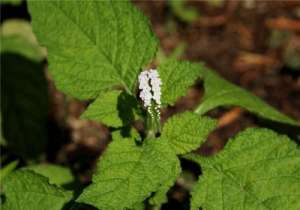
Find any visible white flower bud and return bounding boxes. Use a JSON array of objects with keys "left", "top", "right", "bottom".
[{"left": 138, "top": 69, "right": 162, "bottom": 117}]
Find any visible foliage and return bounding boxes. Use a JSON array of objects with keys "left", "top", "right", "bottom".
[
  {"left": 185, "top": 128, "right": 300, "bottom": 210},
  {"left": 25, "top": 164, "right": 75, "bottom": 186},
  {"left": 169, "top": 0, "right": 200, "bottom": 22},
  {"left": 2, "top": 170, "right": 73, "bottom": 210},
  {"left": 195, "top": 68, "right": 299, "bottom": 126},
  {"left": 0, "top": 160, "right": 18, "bottom": 183},
  {"left": 28, "top": 0, "right": 158, "bottom": 100},
  {"left": 1, "top": 1, "right": 299, "bottom": 210}
]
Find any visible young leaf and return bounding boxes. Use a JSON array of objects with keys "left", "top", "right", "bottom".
[
  {"left": 195, "top": 68, "right": 299, "bottom": 126},
  {"left": 185, "top": 128, "right": 300, "bottom": 210},
  {"left": 81, "top": 90, "right": 137, "bottom": 127},
  {"left": 77, "top": 138, "right": 180, "bottom": 210},
  {"left": 1, "top": 53, "right": 48, "bottom": 160},
  {"left": 2, "top": 170, "right": 73, "bottom": 210},
  {"left": 161, "top": 112, "right": 217, "bottom": 154},
  {"left": 28, "top": 0, "right": 158, "bottom": 99},
  {"left": 159, "top": 60, "right": 204, "bottom": 106},
  {"left": 26, "top": 164, "right": 74, "bottom": 186}
]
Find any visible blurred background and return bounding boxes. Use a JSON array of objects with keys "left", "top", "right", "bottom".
[{"left": 1, "top": 0, "right": 300, "bottom": 209}]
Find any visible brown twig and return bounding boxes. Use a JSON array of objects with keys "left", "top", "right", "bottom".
[{"left": 265, "top": 17, "right": 300, "bottom": 31}]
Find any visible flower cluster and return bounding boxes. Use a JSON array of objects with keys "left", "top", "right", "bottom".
[{"left": 138, "top": 69, "right": 162, "bottom": 118}]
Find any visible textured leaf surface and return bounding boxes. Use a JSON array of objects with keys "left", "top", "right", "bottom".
[
  {"left": 78, "top": 138, "right": 180, "bottom": 210},
  {"left": 2, "top": 170, "right": 73, "bottom": 210},
  {"left": 149, "top": 162, "right": 180, "bottom": 206},
  {"left": 159, "top": 60, "right": 203, "bottom": 106},
  {"left": 0, "top": 160, "right": 18, "bottom": 183},
  {"left": 28, "top": 0, "right": 158, "bottom": 99},
  {"left": 195, "top": 68, "right": 299, "bottom": 126},
  {"left": 185, "top": 128, "right": 300, "bottom": 210},
  {"left": 81, "top": 90, "right": 137, "bottom": 127},
  {"left": 1, "top": 53, "right": 48, "bottom": 160},
  {"left": 26, "top": 164, "right": 74, "bottom": 186},
  {"left": 162, "top": 112, "right": 217, "bottom": 154}
]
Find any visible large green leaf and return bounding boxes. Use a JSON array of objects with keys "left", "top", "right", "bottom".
[
  {"left": 185, "top": 128, "right": 300, "bottom": 210},
  {"left": 81, "top": 90, "right": 137, "bottom": 127},
  {"left": 159, "top": 60, "right": 203, "bottom": 106},
  {"left": 28, "top": 0, "right": 158, "bottom": 99},
  {"left": 0, "top": 53, "right": 48, "bottom": 160},
  {"left": 77, "top": 137, "right": 180, "bottom": 210},
  {"left": 161, "top": 112, "right": 216, "bottom": 154},
  {"left": 2, "top": 170, "right": 73, "bottom": 210},
  {"left": 26, "top": 164, "right": 74, "bottom": 186},
  {"left": 195, "top": 68, "right": 299, "bottom": 126}
]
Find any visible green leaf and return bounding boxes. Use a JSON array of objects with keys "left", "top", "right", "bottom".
[
  {"left": 149, "top": 161, "right": 180, "bottom": 206},
  {"left": 77, "top": 137, "right": 180, "bottom": 210},
  {"left": 2, "top": 170, "right": 73, "bottom": 210},
  {"left": 0, "top": 19, "right": 46, "bottom": 61},
  {"left": 195, "top": 68, "right": 299, "bottom": 126},
  {"left": 1, "top": 53, "right": 48, "bottom": 160},
  {"left": 0, "top": 160, "right": 18, "bottom": 183},
  {"left": 28, "top": 0, "right": 158, "bottom": 99},
  {"left": 161, "top": 112, "right": 217, "bottom": 154},
  {"left": 25, "top": 164, "right": 74, "bottom": 186},
  {"left": 169, "top": 0, "right": 200, "bottom": 22},
  {"left": 0, "top": 0, "right": 22, "bottom": 5},
  {"left": 185, "top": 128, "right": 300, "bottom": 210},
  {"left": 159, "top": 60, "right": 203, "bottom": 106},
  {"left": 81, "top": 90, "right": 137, "bottom": 127}
]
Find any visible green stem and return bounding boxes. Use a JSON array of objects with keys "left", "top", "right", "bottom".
[{"left": 145, "top": 104, "right": 161, "bottom": 139}]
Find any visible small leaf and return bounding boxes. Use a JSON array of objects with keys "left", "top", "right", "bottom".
[
  {"left": 77, "top": 137, "right": 179, "bottom": 210},
  {"left": 162, "top": 112, "right": 217, "bottom": 154},
  {"left": 159, "top": 60, "right": 204, "bottom": 106},
  {"left": 81, "top": 91, "right": 123, "bottom": 127},
  {"left": 1, "top": 53, "right": 48, "bottom": 160},
  {"left": 169, "top": 0, "right": 200, "bottom": 22},
  {"left": 81, "top": 90, "right": 137, "bottom": 127},
  {"left": 28, "top": 0, "right": 158, "bottom": 99},
  {"left": 185, "top": 128, "right": 300, "bottom": 210},
  {"left": 195, "top": 68, "right": 299, "bottom": 126},
  {"left": 0, "top": 19, "right": 46, "bottom": 61},
  {"left": 2, "top": 170, "right": 73, "bottom": 210},
  {"left": 0, "top": 160, "right": 18, "bottom": 183},
  {"left": 26, "top": 164, "right": 74, "bottom": 186}
]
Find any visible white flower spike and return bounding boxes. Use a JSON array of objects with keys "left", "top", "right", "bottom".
[{"left": 138, "top": 69, "right": 162, "bottom": 118}]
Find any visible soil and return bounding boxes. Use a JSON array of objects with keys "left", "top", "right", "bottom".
[{"left": 1, "top": 1, "right": 300, "bottom": 209}]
